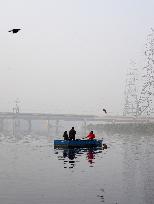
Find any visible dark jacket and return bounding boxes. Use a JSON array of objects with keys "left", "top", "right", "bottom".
[
  {"left": 63, "top": 131, "right": 69, "bottom": 140},
  {"left": 69, "top": 129, "right": 76, "bottom": 140}
]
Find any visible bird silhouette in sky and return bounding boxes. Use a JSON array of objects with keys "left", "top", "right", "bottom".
[
  {"left": 103, "top": 108, "right": 107, "bottom": 114},
  {"left": 8, "top": 29, "right": 21, "bottom": 34}
]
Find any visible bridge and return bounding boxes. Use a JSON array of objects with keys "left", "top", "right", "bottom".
[
  {"left": 0, "top": 112, "right": 154, "bottom": 135},
  {"left": 0, "top": 112, "right": 154, "bottom": 123}
]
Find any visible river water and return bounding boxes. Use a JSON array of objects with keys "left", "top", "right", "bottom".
[{"left": 0, "top": 132, "right": 154, "bottom": 204}]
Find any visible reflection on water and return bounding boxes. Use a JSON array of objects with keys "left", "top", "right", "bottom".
[
  {"left": 55, "top": 147, "right": 103, "bottom": 168},
  {"left": 0, "top": 130, "right": 154, "bottom": 204},
  {"left": 97, "top": 188, "right": 105, "bottom": 203}
]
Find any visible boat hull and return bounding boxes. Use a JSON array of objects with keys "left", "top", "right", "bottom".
[{"left": 54, "top": 139, "right": 102, "bottom": 148}]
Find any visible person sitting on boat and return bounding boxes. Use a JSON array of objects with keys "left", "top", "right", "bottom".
[
  {"left": 86, "top": 131, "right": 95, "bottom": 140},
  {"left": 69, "top": 127, "right": 76, "bottom": 140},
  {"left": 63, "top": 131, "right": 69, "bottom": 140}
]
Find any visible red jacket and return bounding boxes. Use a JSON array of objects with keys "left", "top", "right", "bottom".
[{"left": 87, "top": 133, "right": 95, "bottom": 140}]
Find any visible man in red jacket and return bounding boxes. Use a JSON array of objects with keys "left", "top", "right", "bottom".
[{"left": 86, "top": 131, "right": 95, "bottom": 140}]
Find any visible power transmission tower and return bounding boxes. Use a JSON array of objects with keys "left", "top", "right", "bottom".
[
  {"left": 123, "top": 61, "right": 139, "bottom": 116},
  {"left": 138, "top": 28, "right": 154, "bottom": 116},
  {"left": 13, "top": 98, "right": 20, "bottom": 113}
]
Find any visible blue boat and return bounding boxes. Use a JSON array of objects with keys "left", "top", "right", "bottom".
[{"left": 54, "top": 139, "right": 102, "bottom": 148}]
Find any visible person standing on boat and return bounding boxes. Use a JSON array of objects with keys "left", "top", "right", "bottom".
[
  {"left": 86, "top": 131, "right": 95, "bottom": 140},
  {"left": 63, "top": 131, "right": 69, "bottom": 140},
  {"left": 69, "top": 127, "right": 76, "bottom": 140}
]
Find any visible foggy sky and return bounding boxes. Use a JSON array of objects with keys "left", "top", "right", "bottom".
[{"left": 0, "top": 0, "right": 154, "bottom": 115}]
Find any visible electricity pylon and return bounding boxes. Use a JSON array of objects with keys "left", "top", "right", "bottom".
[
  {"left": 138, "top": 28, "right": 154, "bottom": 116},
  {"left": 123, "top": 60, "right": 139, "bottom": 116},
  {"left": 13, "top": 98, "right": 20, "bottom": 113}
]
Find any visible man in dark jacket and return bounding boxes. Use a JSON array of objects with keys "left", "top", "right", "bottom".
[{"left": 69, "top": 127, "right": 76, "bottom": 140}]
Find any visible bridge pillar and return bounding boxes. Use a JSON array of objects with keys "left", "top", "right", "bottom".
[
  {"left": 15, "top": 119, "right": 20, "bottom": 128},
  {"left": 12, "top": 119, "right": 16, "bottom": 136},
  {"left": 47, "top": 120, "right": 52, "bottom": 134},
  {"left": 27, "top": 119, "right": 32, "bottom": 134},
  {"left": 0, "top": 119, "right": 4, "bottom": 132},
  {"left": 55, "top": 120, "right": 59, "bottom": 135}
]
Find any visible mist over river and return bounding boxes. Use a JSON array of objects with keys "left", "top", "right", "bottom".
[{"left": 0, "top": 127, "right": 154, "bottom": 204}]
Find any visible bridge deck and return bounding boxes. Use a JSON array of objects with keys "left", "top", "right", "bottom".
[{"left": 0, "top": 112, "right": 154, "bottom": 123}]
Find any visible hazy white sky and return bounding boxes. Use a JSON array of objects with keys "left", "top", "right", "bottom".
[{"left": 0, "top": 0, "right": 154, "bottom": 115}]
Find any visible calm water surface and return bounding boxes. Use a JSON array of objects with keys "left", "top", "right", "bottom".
[{"left": 0, "top": 133, "right": 154, "bottom": 204}]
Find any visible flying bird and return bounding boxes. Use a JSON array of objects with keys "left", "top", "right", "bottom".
[
  {"left": 103, "top": 109, "right": 107, "bottom": 114},
  {"left": 8, "top": 29, "right": 21, "bottom": 34}
]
